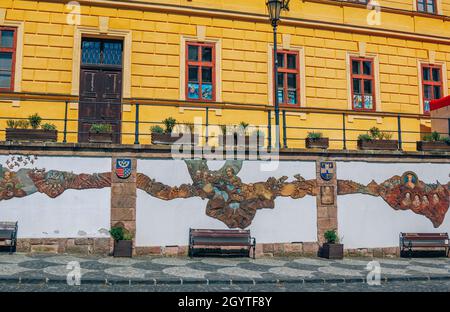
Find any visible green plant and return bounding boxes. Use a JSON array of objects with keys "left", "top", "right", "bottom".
[
  {"left": 358, "top": 133, "right": 372, "bottom": 141},
  {"left": 368, "top": 127, "right": 381, "bottom": 139},
  {"left": 239, "top": 121, "right": 249, "bottom": 129},
  {"left": 307, "top": 132, "right": 323, "bottom": 139},
  {"left": 163, "top": 117, "right": 177, "bottom": 134},
  {"left": 28, "top": 113, "right": 42, "bottom": 129},
  {"left": 443, "top": 137, "right": 450, "bottom": 145},
  {"left": 16, "top": 120, "right": 30, "bottom": 129},
  {"left": 123, "top": 233, "right": 133, "bottom": 240},
  {"left": 89, "top": 123, "right": 112, "bottom": 133},
  {"left": 109, "top": 226, "right": 125, "bottom": 241},
  {"left": 150, "top": 125, "right": 164, "bottom": 134},
  {"left": 6, "top": 120, "right": 17, "bottom": 129},
  {"left": 41, "top": 123, "right": 56, "bottom": 131},
  {"left": 380, "top": 132, "right": 393, "bottom": 140},
  {"left": 324, "top": 229, "right": 339, "bottom": 244},
  {"left": 423, "top": 131, "right": 441, "bottom": 142}
]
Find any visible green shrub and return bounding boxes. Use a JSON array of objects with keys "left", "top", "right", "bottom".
[
  {"left": 324, "top": 229, "right": 339, "bottom": 244},
  {"left": 89, "top": 123, "right": 112, "bottom": 133},
  {"left": 163, "top": 117, "right": 177, "bottom": 134},
  {"left": 307, "top": 132, "right": 323, "bottom": 139},
  {"left": 150, "top": 125, "right": 164, "bottom": 134},
  {"left": 239, "top": 121, "right": 249, "bottom": 129},
  {"left": 368, "top": 127, "right": 381, "bottom": 139},
  {"left": 41, "top": 123, "right": 56, "bottom": 131},
  {"left": 16, "top": 120, "right": 29, "bottom": 129},
  {"left": 380, "top": 132, "right": 393, "bottom": 140},
  {"left": 358, "top": 133, "right": 372, "bottom": 141},
  {"left": 28, "top": 113, "right": 42, "bottom": 129},
  {"left": 6, "top": 120, "right": 17, "bottom": 129},
  {"left": 442, "top": 136, "right": 450, "bottom": 145},
  {"left": 423, "top": 131, "right": 441, "bottom": 142},
  {"left": 109, "top": 226, "right": 125, "bottom": 241}
]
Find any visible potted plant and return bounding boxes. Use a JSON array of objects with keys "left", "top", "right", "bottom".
[
  {"left": 110, "top": 226, "right": 133, "bottom": 258},
  {"left": 320, "top": 229, "right": 343, "bottom": 260},
  {"left": 5, "top": 113, "right": 58, "bottom": 142},
  {"left": 357, "top": 127, "right": 398, "bottom": 150},
  {"left": 151, "top": 117, "right": 195, "bottom": 145},
  {"left": 88, "top": 123, "right": 113, "bottom": 143},
  {"left": 305, "top": 132, "right": 329, "bottom": 149},
  {"left": 416, "top": 131, "right": 450, "bottom": 151}
]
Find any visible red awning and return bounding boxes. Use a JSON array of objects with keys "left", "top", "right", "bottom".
[{"left": 430, "top": 95, "right": 450, "bottom": 111}]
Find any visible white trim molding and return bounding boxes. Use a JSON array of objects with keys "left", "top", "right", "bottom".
[{"left": 267, "top": 43, "right": 306, "bottom": 107}]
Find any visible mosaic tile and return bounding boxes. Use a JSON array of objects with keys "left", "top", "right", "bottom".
[
  {"left": 0, "top": 254, "right": 33, "bottom": 264},
  {"left": 293, "top": 258, "right": 331, "bottom": 266},
  {"left": 0, "top": 264, "right": 34, "bottom": 275},
  {"left": 104, "top": 267, "right": 151, "bottom": 279},
  {"left": 43, "top": 256, "right": 91, "bottom": 265},
  {"left": 250, "top": 259, "right": 287, "bottom": 267},
  {"left": 406, "top": 265, "right": 449, "bottom": 275},
  {"left": 98, "top": 257, "right": 142, "bottom": 266},
  {"left": 201, "top": 258, "right": 242, "bottom": 267},
  {"left": 268, "top": 267, "right": 313, "bottom": 278},
  {"left": 318, "top": 266, "right": 362, "bottom": 277},
  {"left": 43, "top": 265, "right": 94, "bottom": 277},
  {"left": 163, "top": 266, "right": 210, "bottom": 279},
  {"left": 151, "top": 258, "right": 194, "bottom": 266},
  {"left": 217, "top": 267, "right": 263, "bottom": 279}
]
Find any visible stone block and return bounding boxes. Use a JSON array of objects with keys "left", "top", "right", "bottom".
[
  {"left": 29, "top": 238, "right": 43, "bottom": 245},
  {"left": 111, "top": 196, "right": 137, "bottom": 209},
  {"left": 66, "top": 244, "right": 91, "bottom": 255},
  {"left": 284, "top": 243, "right": 303, "bottom": 255},
  {"left": 30, "top": 245, "right": 58, "bottom": 253},
  {"left": 111, "top": 183, "right": 136, "bottom": 196},
  {"left": 111, "top": 208, "right": 135, "bottom": 221},
  {"left": 272, "top": 243, "right": 285, "bottom": 256},
  {"left": 93, "top": 238, "right": 111, "bottom": 255},
  {"left": 16, "top": 239, "right": 31, "bottom": 252},
  {"left": 262, "top": 243, "right": 274, "bottom": 253},
  {"left": 164, "top": 246, "right": 179, "bottom": 256},
  {"left": 382, "top": 247, "right": 400, "bottom": 257},
  {"left": 177, "top": 245, "right": 188, "bottom": 256},
  {"left": 75, "top": 238, "right": 93, "bottom": 245},
  {"left": 303, "top": 242, "right": 319, "bottom": 255}
]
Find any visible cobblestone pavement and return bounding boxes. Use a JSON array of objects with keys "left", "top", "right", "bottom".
[{"left": 0, "top": 253, "right": 449, "bottom": 290}]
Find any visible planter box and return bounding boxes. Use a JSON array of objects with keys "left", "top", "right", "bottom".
[
  {"left": 305, "top": 137, "right": 329, "bottom": 149},
  {"left": 220, "top": 134, "right": 251, "bottom": 147},
  {"left": 5, "top": 128, "right": 57, "bottom": 142},
  {"left": 88, "top": 132, "right": 113, "bottom": 143},
  {"left": 320, "top": 243, "right": 344, "bottom": 260},
  {"left": 113, "top": 240, "right": 133, "bottom": 258},
  {"left": 358, "top": 139, "right": 399, "bottom": 150},
  {"left": 416, "top": 141, "right": 450, "bottom": 152},
  {"left": 151, "top": 133, "right": 197, "bottom": 145}
]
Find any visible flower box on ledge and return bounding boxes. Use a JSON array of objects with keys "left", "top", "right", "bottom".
[
  {"left": 88, "top": 132, "right": 113, "bottom": 144},
  {"left": 305, "top": 138, "right": 329, "bottom": 149},
  {"left": 6, "top": 128, "right": 58, "bottom": 142},
  {"left": 113, "top": 240, "right": 133, "bottom": 257},
  {"left": 357, "top": 139, "right": 399, "bottom": 151},
  {"left": 320, "top": 243, "right": 344, "bottom": 260},
  {"left": 416, "top": 141, "right": 450, "bottom": 152},
  {"left": 151, "top": 133, "right": 197, "bottom": 145}
]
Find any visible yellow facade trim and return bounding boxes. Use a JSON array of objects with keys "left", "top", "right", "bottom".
[{"left": 348, "top": 115, "right": 383, "bottom": 124}]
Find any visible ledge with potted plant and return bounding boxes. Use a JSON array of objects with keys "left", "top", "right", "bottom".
[
  {"left": 220, "top": 122, "right": 250, "bottom": 147},
  {"left": 151, "top": 118, "right": 197, "bottom": 145},
  {"left": 89, "top": 123, "right": 113, "bottom": 143},
  {"left": 357, "top": 127, "right": 398, "bottom": 150},
  {"left": 110, "top": 225, "right": 133, "bottom": 257},
  {"left": 416, "top": 131, "right": 450, "bottom": 152},
  {"left": 6, "top": 113, "right": 58, "bottom": 142},
  {"left": 320, "top": 229, "right": 343, "bottom": 260},
  {"left": 305, "top": 132, "right": 329, "bottom": 149}
]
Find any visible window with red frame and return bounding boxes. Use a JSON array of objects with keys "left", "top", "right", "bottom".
[
  {"left": 186, "top": 42, "right": 215, "bottom": 101},
  {"left": 417, "top": 0, "right": 437, "bottom": 14},
  {"left": 0, "top": 27, "right": 17, "bottom": 91},
  {"left": 422, "top": 64, "right": 442, "bottom": 114},
  {"left": 276, "top": 50, "right": 300, "bottom": 106},
  {"left": 351, "top": 57, "right": 375, "bottom": 111}
]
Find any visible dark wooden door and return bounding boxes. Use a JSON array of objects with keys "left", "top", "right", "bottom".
[{"left": 78, "top": 38, "right": 123, "bottom": 143}]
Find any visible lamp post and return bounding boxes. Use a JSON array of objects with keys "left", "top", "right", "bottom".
[{"left": 266, "top": 0, "right": 287, "bottom": 148}]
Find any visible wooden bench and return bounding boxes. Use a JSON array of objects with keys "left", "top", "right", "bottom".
[
  {"left": 189, "top": 228, "right": 256, "bottom": 259},
  {"left": 0, "top": 222, "right": 18, "bottom": 254},
  {"left": 400, "top": 232, "right": 449, "bottom": 258}
]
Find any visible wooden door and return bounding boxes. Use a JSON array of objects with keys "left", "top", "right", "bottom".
[{"left": 78, "top": 38, "right": 123, "bottom": 143}]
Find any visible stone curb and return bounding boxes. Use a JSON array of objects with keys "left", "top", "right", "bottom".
[{"left": 0, "top": 275, "right": 448, "bottom": 286}]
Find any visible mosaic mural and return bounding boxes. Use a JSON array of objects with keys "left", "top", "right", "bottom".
[{"left": 338, "top": 171, "right": 450, "bottom": 228}]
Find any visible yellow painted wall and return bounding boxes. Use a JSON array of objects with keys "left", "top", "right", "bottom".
[{"left": 0, "top": 0, "right": 448, "bottom": 150}]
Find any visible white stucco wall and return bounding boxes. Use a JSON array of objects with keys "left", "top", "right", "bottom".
[
  {"left": 136, "top": 160, "right": 317, "bottom": 246},
  {"left": 0, "top": 156, "right": 111, "bottom": 238},
  {"left": 337, "top": 162, "right": 450, "bottom": 249}
]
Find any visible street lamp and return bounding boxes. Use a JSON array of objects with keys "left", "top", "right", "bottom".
[{"left": 266, "top": 0, "right": 289, "bottom": 148}]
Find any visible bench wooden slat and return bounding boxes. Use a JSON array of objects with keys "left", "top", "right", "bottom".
[
  {"left": 400, "top": 232, "right": 449, "bottom": 257},
  {"left": 0, "top": 221, "right": 17, "bottom": 254}
]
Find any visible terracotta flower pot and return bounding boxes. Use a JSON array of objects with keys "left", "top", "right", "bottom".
[
  {"left": 305, "top": 137, "right": 329, "bottom": 149},
  {"left": 416, "top": 141, "right": 450, "bottom": 152},
  {"left": 357, "top": 139, "right": 399, "bottom": 150},
  {"left": 6, "top": 128, "right": 58, "bottom": 142}
]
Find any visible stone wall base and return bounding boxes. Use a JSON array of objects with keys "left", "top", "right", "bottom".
[{"left": 17, "top": 238, "right": 110, "bottom": 255}]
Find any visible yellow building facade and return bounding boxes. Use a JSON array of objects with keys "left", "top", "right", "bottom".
[{"left": 0, "top": 0, "right": 449, "bottom": 149}]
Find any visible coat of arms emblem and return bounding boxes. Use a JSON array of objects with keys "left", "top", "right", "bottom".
[
  {"left": 320, "top": 162, "right": 334, "bottom": 181},
  {"left": 116, "top": 159, "right": 132, "bottom": 179}
]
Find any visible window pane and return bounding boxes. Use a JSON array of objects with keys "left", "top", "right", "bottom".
[
  {"left": 81, "top": 40, "right": 101, "bottom": 64},
  {"left": 103, "top": 41, "right": 122, "bottom": 65},
  {"left": 277, "top": 53, "right": 284, "bottom": 68},
  {"left": 188, "top": 66, "right": 198, "bottom": 82},
  {"left": 0, "top": 30, "right": 14, "bottom": 48},
  {"left": 188, "top": 45, "right": 198, "bottom": 61},
  {"left": 418, "top": 0, "right": 425, "bottom": 11},
  {"left": 202, "top": 67, "right": 212, "bottom": 83},
  {"left": 202, "top": 46, "right": 212, "bottom": 62},
  {"left": 288, "top": 90, "right": 297, "bottom": 104},
  {"left": 364, "top": 95, "right": 373, "bottom": 110},
  {"left": 432, "top": 68, "right": 440, "bottom": 81},
  {"left": 424, "top": 85, "right": 432, "bottom": 99},
  {"left": 277, "top": 89, "right": 284, "bottom": 103},
  {"left": 427, "top": 0, "right": 435, "bottom": 13},
  {"left": 0, "top": 52, "right": 12, "bottom": 70},
  {"left": 423, "top": 67, "right": 430, "bottom": 81},
  {"left": 201, "top": 83, "right": 213, "bottom": 100},
  {"left": 353, "top": 95, "right": 363, "bottom": 109},
  {"left": 287, "top": 73, "right": 297, "bottom": 89},
  {"left": 434, "top": 86, "right": 441, "bottom": 99},
  {"left": 353, "top": 78, "right": 361, "bottom": 94},
  {"left": 364, "top": 80, "right": 372, "bottom": 94},
  {"left": 352, "top": 60, "right": 360, "bottom": 74},
  {"left": 277, "top": 72, "right": 284, "bottom": 87},
  {"left": 187, "top": 83, "right": 199, "bottom": 99},
  {"left": 0, "top": 72, "right": 11, "bottom": 89},
  {"left": 287, "top": 54, "right": 296, "bottom": 69},
  {"left": 363, "top": 61, "right": 372, "bottom": 75},
  {"left": 424, "top": 100, "right": 430, "bottom": 113}
]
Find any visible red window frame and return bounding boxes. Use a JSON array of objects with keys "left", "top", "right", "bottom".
[
  {"left": 275, "top": 50, "right": 300, "bottom": 107},
  {"left": 421, "top": 63, "right": 442, "bottom": 115},
  {"left": 350, "top": 57, "right": 376, "bottom": 111},
  {"left": 0, "top": 27, "right": 17, "bottom": 92},
  {"left": 417, "top": 0, "right": 437, "bottom": 14},
  {"left": 185, "top": 42, "right": 215, "bottom": 102}
]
